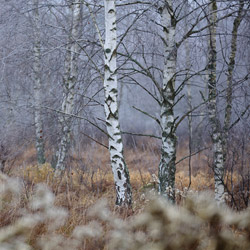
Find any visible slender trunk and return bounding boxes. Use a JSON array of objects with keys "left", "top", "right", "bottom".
[
  {"left": 33, "top": 0, "right": 45, "bottom": 165},
  {"left": 223, "top": 0, "right": 244, "bottom": 163},
  {"left": 207, "top": 0, "right": 225, "bottom": 203},
  {"left": 104, "top": 0, "right": 132, "bottom": 206},
  {"left": 158, "top": 1, "right": 177, "bottom": 202},
  {"left": 55, "top": 2, "right": 81, "bottom": 171},
  {"left": 185, "top": 3, "right": 192, "bottom": 189}
]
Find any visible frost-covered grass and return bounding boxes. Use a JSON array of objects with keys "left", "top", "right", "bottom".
[
  {"left": 0, "top": 138, "right": 249, "bottom": 249},
  {"left": 1, "top": 171, "right": 250, "bottom": 250}
]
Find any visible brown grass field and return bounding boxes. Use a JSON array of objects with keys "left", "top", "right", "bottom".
[{"left": 0, "top": 137, "right": 249, "bottom": 249}]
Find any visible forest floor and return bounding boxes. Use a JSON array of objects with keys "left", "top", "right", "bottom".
[
  {"left": 8, "top": 137, "right": 216, "bottom": 212},
  {"left": 0, "top": 137, "right": 249, "bottom": 249}
]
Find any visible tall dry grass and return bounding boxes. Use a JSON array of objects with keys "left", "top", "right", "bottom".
[{"left": 0, "top": 137, "right": 249, "bottom": 249}]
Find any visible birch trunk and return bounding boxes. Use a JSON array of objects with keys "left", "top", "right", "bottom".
[
  {"left": 158, "top": 1, "right": 177, "bottom": 202},
  {"left": 223, "top": 0, "right": 244, "bottom": 163},
  {"left": 207, "top": 0, "right": 225, "bottom": 203},
  {"left": 55, "top": 2, "right": 81, "bottom": 171},
  {"left": 104, "top": 0, "right": 132, "bottom": 206},
  {"left": 33, "top": 0, "right": 45, "bottom": 165}
]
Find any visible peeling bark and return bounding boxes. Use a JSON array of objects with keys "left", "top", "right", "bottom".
[
  {"left": 158, "top": 0, "right": 177, "bottom": 202},
  {"left": 55, "top": 2, "right": 81, "bottom": 171},
  {"left": 207, "top": 0, "right": 224, "bottom": 204},
  {"left": 104, "top": 0, "right": 132, "bottom": 206},
  {"left": 33, "top": 0, "right": 45, "bottom": 165}
]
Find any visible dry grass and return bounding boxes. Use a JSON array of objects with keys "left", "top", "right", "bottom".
[
  {"left": 0, "top": 137, "right": 249, "bottom": 249},
  {"left": 1, "top": 171, "right": 250, "bottom": 250}
]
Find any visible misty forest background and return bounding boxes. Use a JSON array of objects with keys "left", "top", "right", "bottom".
[
  {"left": 0, "top": 0, "right": 250, "bottom": 221},
  {"left": 0, "top": 0, "right": 250, "bottom": 249}
]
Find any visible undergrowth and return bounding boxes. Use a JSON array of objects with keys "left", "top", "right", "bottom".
[
  {"left": 1, "top": 171, "right": 250, "bottom": 250},
  {"left": 0, "top": 139, "right": 249, "bottom": 249}
]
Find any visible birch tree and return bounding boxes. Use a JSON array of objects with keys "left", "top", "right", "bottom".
[
  {"left": 207, "top": 0, "right": 225, "bottom": 203},
  {"left": 206, "top": 0, "right": 247, "bottom": 204},
  {"left": 55, "top": 2, "right": 82, "bottom": 171},
  {"left": 104, "top": 0, "right": 132, "bottom": 206},
  {"left": 223, "top": 0, "right": 245, "bottom": 164},
  {"left": 158, "top": 0, "right": 177, "bottom": 202},
  {"left": 33, "top": 0, "right": 46, "bottom": 165}
]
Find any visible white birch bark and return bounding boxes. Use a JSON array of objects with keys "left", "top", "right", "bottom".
[
  {"left": 158, "top": 1, "right": 177, "bottom": 202},
  {"left": 223, "top": 0, "right": 244, "bottom": 163},
  {"left": 207, "top": 0, "right": 224, "bottom": 203},
  {"left": 104, "top": 0, "right": 132, "bottom": 206},
  {"left": 33, "top": 0, "right": 45, "bottom": 165},
  {"left": 55, "top": 2, "right": 81, "bottom": 171}
]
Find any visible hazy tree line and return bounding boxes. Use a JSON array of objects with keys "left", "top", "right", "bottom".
[{"left": 0, "top": 0, "right": 249, "bottom": 207}]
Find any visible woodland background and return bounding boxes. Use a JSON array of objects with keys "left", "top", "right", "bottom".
[{"left": 0, "top": 0, "right": 249, "bottom": 249}]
